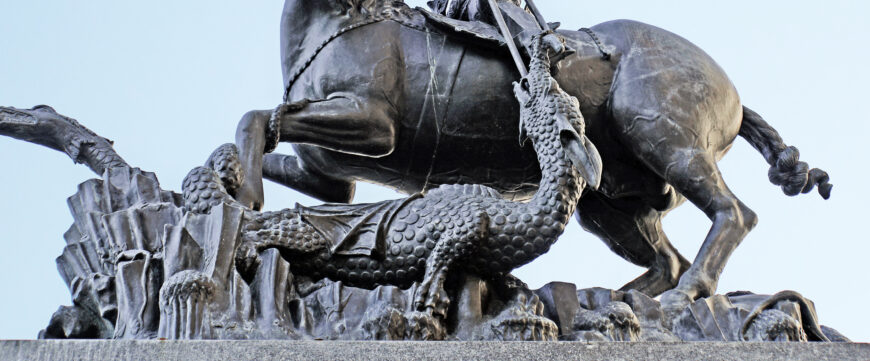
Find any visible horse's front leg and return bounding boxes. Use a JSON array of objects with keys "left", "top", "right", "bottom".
[
  {"left": 262, "top": 152, "right": 356, "bottom": 204},
  {"left": 234, "top": 95, "right": 397, "bottom": 210},
  {"left": 234, "top": 109, "right": 272, "bottom": 210},
  {"left": 275, "top": 95, "right": 397, "bottom": 158}
]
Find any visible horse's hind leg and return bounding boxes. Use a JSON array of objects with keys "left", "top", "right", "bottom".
[
  {"left": 655, "top": 151, "right": 757, "bottom": 312},
  {"left": 605, "top": 33, "right": 754, "bottom": 314},
  {"left": 575, "top": 192, "right": 690, "bottom": 297},
  {"left": 611, "top": 108, "right": 757, "bottom": 313}
]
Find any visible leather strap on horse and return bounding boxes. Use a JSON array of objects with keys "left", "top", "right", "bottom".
[
  {"left": 579, "top": 27, "right": 611, "bottom": 60},
  {"left": 271, "top": 16, "right": 390, "bottom": 153},
  {"left": 282, "top": 17, "right": 388, "bottom": 103}
]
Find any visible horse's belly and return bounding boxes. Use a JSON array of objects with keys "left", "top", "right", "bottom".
[
  {"left": 404, "top": 42, "right": 542, "bottom": 198},
  {"left": 425, "top": 132, "right": 541, "bottom": 199},
  {"left": 389, "top": 94, "right": 543, "bottom": 199},
  {"left": 327, "top": 29, "right": 619, "bottom": 199},
  {"left": 297, "top": 23, "right": 634, "bottom": 200},
  {"left": 296, "top": 132, "right": 539, "bottom": 199}
]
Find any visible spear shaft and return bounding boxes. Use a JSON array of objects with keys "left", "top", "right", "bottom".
[
  {"left": 524, "top": 0, "right": 551, "bottom": 31},
  {"left": 486, "top": 0, "right": 528, "bottom": 77}
]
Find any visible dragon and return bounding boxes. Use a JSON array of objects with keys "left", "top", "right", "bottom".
[{"left": 182, "top": 33, "right": 601, "bottom": 317}]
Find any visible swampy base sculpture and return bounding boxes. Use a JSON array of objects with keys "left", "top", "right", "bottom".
[{"left": 0, "top": 0, "right": 843, "bottom": 343}]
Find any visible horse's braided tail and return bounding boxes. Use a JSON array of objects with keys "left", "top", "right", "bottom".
[{"left": 738, "top": 106, "right": 832, "bottom": 199}]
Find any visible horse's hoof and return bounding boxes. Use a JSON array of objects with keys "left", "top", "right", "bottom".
[{"left": 660, "top": 288, "right": 694, "bottom": 328}]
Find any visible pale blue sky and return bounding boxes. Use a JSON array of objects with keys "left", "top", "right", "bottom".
[{"left": 1, "top": 0, "right": 867, "bottom": 341}]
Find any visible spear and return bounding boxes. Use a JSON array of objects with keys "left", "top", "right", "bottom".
[
  {"left": 523, "top": 0, "right": 551, "bottom": 31},
  {"left": 486, "top": 0, "right": 555, "bottom": 77},
  {"left": 486, "top": 0, "right": 527, "bottom": 76}
]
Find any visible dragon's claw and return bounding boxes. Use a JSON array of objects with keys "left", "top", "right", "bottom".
[{"left": 414, "top": 268, "right": 451, "bottom": 319}]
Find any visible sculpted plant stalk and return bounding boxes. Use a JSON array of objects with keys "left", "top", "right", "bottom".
[
  {"left": 183, "top": 33, "right": 601, "bottom": 317},
  {"left": 0, "top": 105, "right": 129, "bottom": 175}
]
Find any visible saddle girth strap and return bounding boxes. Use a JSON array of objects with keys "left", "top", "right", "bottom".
[
  {"left": 282, "top": 17, "right": 388, "bottom": 103},
  {"left": 579, "top": 27, "right": 611, "bottom": 61}
]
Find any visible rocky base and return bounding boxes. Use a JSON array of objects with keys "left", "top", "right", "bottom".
[
  {"left": 41, "top": 168, "right": 848, "bottom": 342},
  {"left": 3, "top": 341, "right": 869, "bottom": 361}
]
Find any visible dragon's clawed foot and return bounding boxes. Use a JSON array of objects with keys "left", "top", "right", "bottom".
[
  {"left": 413, "top": 268, "right": 451, "bottom": 319},
  {"left": 542, "top": 32, "right": 572, "bottom": 60}
]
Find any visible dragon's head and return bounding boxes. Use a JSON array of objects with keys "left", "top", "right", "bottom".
[
  {"left": 512, "top": 32, "right": 602, "bottom": 190},
  {"left": 512, "top": 32, "right": 560, "bottom": 107}
]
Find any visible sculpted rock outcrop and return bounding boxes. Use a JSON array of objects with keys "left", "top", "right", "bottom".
[{"left": 0, "top": 119, "right": 838, "bottom": 341}]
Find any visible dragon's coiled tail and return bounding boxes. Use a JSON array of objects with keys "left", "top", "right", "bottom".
[
  {"left": 738, "top": 106, "right": 832, "bottom": 199},
  {"left": 182, "top": 144, "right": 245, "bottom": 214}
]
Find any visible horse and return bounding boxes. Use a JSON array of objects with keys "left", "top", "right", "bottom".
[{"left": 231, "top": 0, "right": 831, "bottom": 315}]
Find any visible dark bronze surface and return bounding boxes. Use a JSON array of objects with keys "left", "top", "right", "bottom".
[{"left": 0, "top": 0, "right": 841, "bottom": 342}]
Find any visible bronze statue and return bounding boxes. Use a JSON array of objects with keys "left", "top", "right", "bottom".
[
  {"left": 0, "top": 0, "right": 848, "bottom": 343},
  {"left": 231, "top": 0, "right": 830, "bottom": 316}
]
